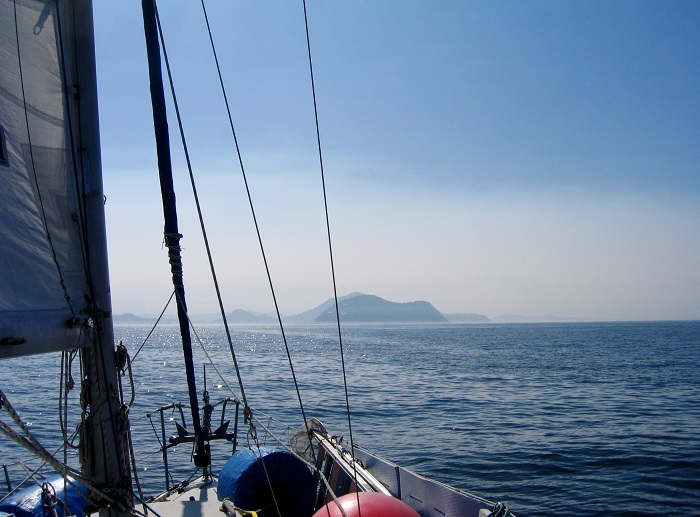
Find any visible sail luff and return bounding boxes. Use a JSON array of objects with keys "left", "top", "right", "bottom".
[{"left": 0, "top": 0, "right": 93, "bottom": 357}]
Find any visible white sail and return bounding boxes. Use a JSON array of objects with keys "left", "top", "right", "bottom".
[{"left": 0, "top": 0, "right": 95, "bottom": 358}]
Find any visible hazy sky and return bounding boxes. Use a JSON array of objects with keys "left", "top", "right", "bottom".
[{"left": 93, "top": 1, "right": 700, "bottom": 321}]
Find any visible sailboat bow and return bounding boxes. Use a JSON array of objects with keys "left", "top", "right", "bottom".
[{"left": 0, "top": 2, "right": 513, "bottom": 516}]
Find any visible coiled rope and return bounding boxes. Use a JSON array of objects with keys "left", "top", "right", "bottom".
[{"left": 489, "top": 501, "right": 512, "bottom": 517}]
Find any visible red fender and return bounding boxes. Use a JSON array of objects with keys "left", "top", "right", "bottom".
[{"left": 313, "top": 492, "right": 420, "bottom": 517}]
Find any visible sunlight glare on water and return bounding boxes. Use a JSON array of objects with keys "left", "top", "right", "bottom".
[{"left": 0, "top": 321, "right": 698, "bottom": 516}]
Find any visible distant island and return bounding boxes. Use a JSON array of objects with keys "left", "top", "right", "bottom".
[
  {"left": 113, "top": 312, "right": 153, "bottom": 324},
  {"left": 314, "top": 294, "right": 447, "bottom": 323},
  {"left": 441, "top": 312, "right": 491, "bottom": 323},
  {"left": 113, "top": 292, "right": 491, "bottom": 325}
]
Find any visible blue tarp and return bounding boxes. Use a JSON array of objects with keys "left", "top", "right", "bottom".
[
  {"left": 0, "top": 475, "right": 88, "bottom": 517},
  {"left": 218, "top": 448, "right": 315, "bottom": 517}
]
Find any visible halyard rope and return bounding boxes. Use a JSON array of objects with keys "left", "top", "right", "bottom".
[{"left": 301, "top": 1, "right": 361, "bottom": 513}]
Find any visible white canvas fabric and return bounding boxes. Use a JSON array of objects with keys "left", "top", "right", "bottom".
[{"left": 0, "top": 0, "right": 92, "bottom": 357}]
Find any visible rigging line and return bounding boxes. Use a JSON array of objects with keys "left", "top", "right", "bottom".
[
  {"left": 164, "top": 0, "right": 306, "bottom": 488},
  {"left": 198, "top": 0, "right": 314, "bottom": 457},
  {"left": 8, "top": 437, "right": 91, "bottom": 493},
  {"left": 0, "top": 460, "right": 46, "bottom": 505},
  {"left": 116, "top": 353, "right": 145, "bottom": 510},
  {"left": 145, "top": 296, "right": 243, "bottom": 418},
  {"left": 130, "top": 492, "right": 164, "bottom": 517},
  {"left": 301, "top": 0, "right": 359, "bottom": 473},
  {"left": 59, "top": 351, "right": 70, "bottom": 489},
  {"left": 58, "top": 349, "right": 77, "bottom": 448},
  {"left": 0, "top": 391, "right": 56, "bottom": 463},
  {"left": 146, "top": 415, "right": 164, "bottom": 450},
  {"left": 144, "top": 0, "right": 206, "bottom": 458},
  {"left": 131, "top": 290, "right": 175, "bottom": 363},
  {"left": 176, "top": 293, "right": 241, "bottom": 403},
  {"left": 172, "top": 298, "right": 279, "bottom": 486},
  {"left": 246, "top": 416, "right": 350, "bottom": 517},
  {"left": 59, "top": 351, "right": 67, "bottom": 449},
  {"left": 11, "top": 0, "right": 74, "bottom": 316},
  {"left": 0, "top": 422, "right": 113, "bottom": 509},
  {"left": 152, "top": 0, "right": 249, "bottom": 413},
  {"left": 127, "top": 431, "right": 147, "bottom": 517}
]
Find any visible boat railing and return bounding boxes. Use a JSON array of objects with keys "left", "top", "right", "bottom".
[
  {"left": 308, "top": 430, "right": 509, "bottom": 517},
  {"left": 0, "top": 459, "right": 69, "bottom": 501},
  {"left": 310, "top": 430, "right": 391, "bottom": 508},
  {"left": 147, "top": 397, "right": 240, "bottom": 493}
]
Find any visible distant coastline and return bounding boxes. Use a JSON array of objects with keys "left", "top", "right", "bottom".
[{"left": 113, "top": 292, "right": 593, "bottom": 325}]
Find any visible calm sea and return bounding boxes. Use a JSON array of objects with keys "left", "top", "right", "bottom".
[{"left": 1, "top": 321, "right": 698, "bottom": 516}]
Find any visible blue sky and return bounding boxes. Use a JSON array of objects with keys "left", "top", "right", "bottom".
[{"left": 93, "top": 1, "right": 700, "bottom": 320}]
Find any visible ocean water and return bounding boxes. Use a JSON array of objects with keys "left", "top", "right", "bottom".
[{"left": 1, "top": 321, "right": 698, "bottom": 516}]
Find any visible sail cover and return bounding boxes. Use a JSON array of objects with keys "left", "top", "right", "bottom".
[{"left": 0, "top": 0, "right": 96, "bottom": 358}]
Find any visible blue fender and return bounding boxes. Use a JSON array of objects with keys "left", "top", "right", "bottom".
[
  {"left": 0, "top": 475, "right": 89, "bottom": 517},
  {"left": 218, "top": 447, "right": 315, "bottom": 517}
]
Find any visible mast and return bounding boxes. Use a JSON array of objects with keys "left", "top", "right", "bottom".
[
  {"left": 141, "top": 0, "right": 210, "bottom": 469},
  {"left": 0, "top": 0, "right": 132, "bottom": 511},
  {"left": 71, "top": 0, "right": 133, "bottom": 514}
]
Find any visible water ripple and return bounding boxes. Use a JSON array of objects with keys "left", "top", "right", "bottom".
[{"left": 0, "top": 321, "right": 698, "bottom": 515}]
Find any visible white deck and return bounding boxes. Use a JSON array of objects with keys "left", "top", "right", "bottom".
[{"left": 148, "top": 479, "right": 227, "bottom": 517}]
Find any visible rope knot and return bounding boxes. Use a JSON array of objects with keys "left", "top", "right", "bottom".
[{"left": 41, "top": 482, "right": 59, "bottom": 517}]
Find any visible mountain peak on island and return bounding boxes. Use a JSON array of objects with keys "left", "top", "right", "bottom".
[
  {"left": 314, "top": 294, "right": 448, "bottom": 323},
  {"left": 114, "top": 293, "right": 491, "bottom": 325}
]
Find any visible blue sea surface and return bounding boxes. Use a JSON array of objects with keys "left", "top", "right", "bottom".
[{"left": 1, "top": 321, "right": 698, "bottom": 516}]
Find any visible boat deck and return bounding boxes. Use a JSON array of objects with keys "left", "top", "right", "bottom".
[{"left": 149, "top": 478, "right": 226, "bottom": 517}]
